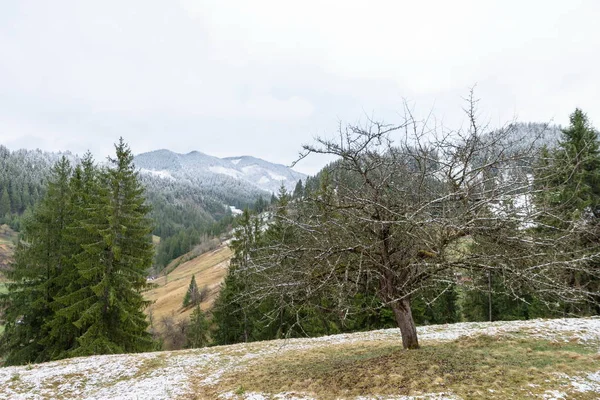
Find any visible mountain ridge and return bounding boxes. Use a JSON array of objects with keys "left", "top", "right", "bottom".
[{"left": 134, "top": 149, "right": 307, "bottom": 194}]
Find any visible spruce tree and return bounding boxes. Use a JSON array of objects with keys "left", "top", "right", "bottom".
[
  {"left": 211, "top": 266, "right": 251, "bottom": 345},
  {"left": 10, "top": 182, "right": 22, "bottom": 213},
  {"left": 0, "top": 186, "right": 11, "bottom": 217},
  {"left": 293, "top": 179, "right": 304, "bottom": 199},
  {"left": 559, "top": 109, "right": 600, "bottom": 216},
  {"left": 42, "top": 152, "right": 98, "bottom": 359},
  {"left": 538, "top": 110, "right": 600, "bottom": 220},
  {"left": 0, "top": 157, "right": 73, "bottom": 365},
  {"left": 535, "top": 109, "right": 600, "bottom": 314},
  {"left": 212, "top": 209, "right": 262, "bottom": 344},
  {"left": 186, "top": 305, "right": 210, "bottom": 348},
  {"left": 69, "top": 139, "right": 154, "bottom": 356},
  {"left": 183, "top": 275, "right": 200, "bottom": 308}
]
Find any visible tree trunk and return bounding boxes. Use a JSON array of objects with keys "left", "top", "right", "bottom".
[
  {"left": 391, "top": 298, "right": 420, "bottom": 349},
  {"left": 488, "top": 271, "right": 493, "bottom": 322}
]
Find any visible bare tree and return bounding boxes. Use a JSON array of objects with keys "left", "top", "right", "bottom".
[
  {"left": 239, "top": 94, "right": 600, "bottom": 350},
  {"left": 160, "top": 314, "right": 189, "bottom": 350}
]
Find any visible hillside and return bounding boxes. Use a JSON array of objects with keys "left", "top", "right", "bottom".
[
  {"left": 0, "top": 225, "right": 15, "bottom": 334},
  {"left": 1, "top": 317, "right": 599, "bottom": 399},
  {"left": 0, "top": 225, "right": 17, "bottom": 276},
  {"left": 144, "top": 244, "right": 233, "bottom": 332}
]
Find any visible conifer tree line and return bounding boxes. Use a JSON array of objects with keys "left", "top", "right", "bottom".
[
  {"left": 0, "top": 144, "right": 240, "bottom": 274},
  {"left": 0, "top": 146, "right": 62, "bottom": 230},
  {"left": 0, "top": 139, "right": 155, "bottom": 365},
  {"left": 211, "top": 105, "right": 600, "bottom": 349}
]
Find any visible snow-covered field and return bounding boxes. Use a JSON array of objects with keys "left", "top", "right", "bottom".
[{"left": 1, "top": 317, "right": 599, "bottom": 400}]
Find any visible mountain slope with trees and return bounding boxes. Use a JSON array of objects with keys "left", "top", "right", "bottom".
[
  {"left": 133, "top": 149, "right": 307, "bottom": 202},
  {"left": 0, "top": 146, "right": 298, "bottom": 272}
]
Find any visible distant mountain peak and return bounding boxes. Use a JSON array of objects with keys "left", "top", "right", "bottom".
[{"left": 134, "top": 149, "right": 306, "bottom": 194}]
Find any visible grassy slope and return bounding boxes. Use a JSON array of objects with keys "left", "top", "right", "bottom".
[
  {"left": 144, "top": 244, "right": 233, "bottom": 330},
  {"left": 0, "top": 225, "right": 17, "bottom": 282},
  {"left": 0, "top": 225, "right": 17, "bottom": 335},
  {"left": 1, "top": 318, "right": 599, "bottom": 399},
  {"left": 0, "top": 282, "right": 5, "bottom": 334}
]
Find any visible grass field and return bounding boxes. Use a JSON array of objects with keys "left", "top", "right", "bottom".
[
  {"left": 1, "top": 317, "right": 599, "bottom": 399},
  {"left": 144, "top": 244, "right": 233, "bottom": 331},
  {"left": 218, "top": 335, "right": 600, "bottom": 399}
]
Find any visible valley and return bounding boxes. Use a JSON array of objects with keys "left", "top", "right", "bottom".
[{"left": 3, "top": 5, "right": 599, "bottom": 398}]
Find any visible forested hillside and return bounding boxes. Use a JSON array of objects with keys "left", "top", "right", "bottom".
[
  {"left": 0, "top": 146, "right": 281, "bottom": 271},
  {"left": 0, "top": 146, "right": 79, "bottom": 231},
  {"left": 134, "top": 149, "right": 306, "bottom": 203}
]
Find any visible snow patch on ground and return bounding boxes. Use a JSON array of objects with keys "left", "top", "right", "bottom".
[
  {"left": 1, "top": 318, "right": 599, "bottom": 399},
  {"left": 563, "top": 371, "right": 600, "bottom": 393},
  {"left": 229, "top": 205, "right": 243, "bottom": 215},
  {"left": 219, "top": 391, "right": 461, "bottom": 400},
  {"left": 241, "top": 165, "right": 261, "bottom": 174},
  {"left": 0, "top": 351, "right": 218, "bottom": 400},
  {"left": 258, "top": 176, "right": 270, "bottom": 184},
  {"left": 268, "top": 171, "right": 287, "bottom": 181},
  {"left": 139, "top": 168, "right": 175, "bottom": 180},
  {"left": 355, "top": 394, "right": 460, "bottom": 400},
  {"left": 230, "top": 159, "right": 242, "bottom": 165},
  {"left": 209, "top": 166, "right": 243, "bottom": 178},
  {"left": 541, "top": 390, "right": 567, "bottom": 399}
]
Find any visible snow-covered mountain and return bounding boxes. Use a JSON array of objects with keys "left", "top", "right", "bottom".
[{"left": 134, "top": 150, "right": 307, "bottom": 194}]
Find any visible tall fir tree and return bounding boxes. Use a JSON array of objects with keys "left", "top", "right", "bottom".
[
  {"left": 0, "top": 157, "right": 73, "bottom": 365},
  {"left": 70, "top": 138, "right": 154, "bottom": 356},
  {"left": 183, "top": 275, "right": 200, "bottom": 308},
  {"left": 0, "top": 186, "right": 11, "bottom": 217},
  {"left": 186, "top": 305, "right": 210, "bottom": 348},
  {"left": 535, "top": 109, "right": 600, "bottom": 314},
  {"left": 212, "top": 208, "right": 263, "bottom": 344},
  {"left": 559, "top": 109, "right": 600, "bottom": 216},
  {"left": 538, "top": 109, "right": 600, "bottom": 219},
  {"left": 42, "top": 152, "right": 99, "bottom": 359},
  {"left": 292, "top": 179, "right": 304, "bottom": 199}
]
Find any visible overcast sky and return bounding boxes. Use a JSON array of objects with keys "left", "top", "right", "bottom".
[{"left": 1, "top": 1, "right": 599, "bottom": 174}]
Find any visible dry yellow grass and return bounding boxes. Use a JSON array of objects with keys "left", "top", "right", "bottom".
[
  {"left": 144, "top": 244, "right": 233, "bottom": 330},
  {"left": 0, "top": 224, "right": 17, "bottom": 282},
  {"left": 2, "top": 318, "right": 600, "bottom": 399},
  {"left": 215, "top": 335, "right": 600, "bottom": 399}
]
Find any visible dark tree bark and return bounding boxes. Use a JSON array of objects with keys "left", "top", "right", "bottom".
[{"left": 391, "top": 298, "right": 420, "bottom": 349}]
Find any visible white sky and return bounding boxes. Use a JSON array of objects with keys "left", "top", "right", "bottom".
[{"left": 1, "top": 0, "right": 599, "bottom": 174}]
